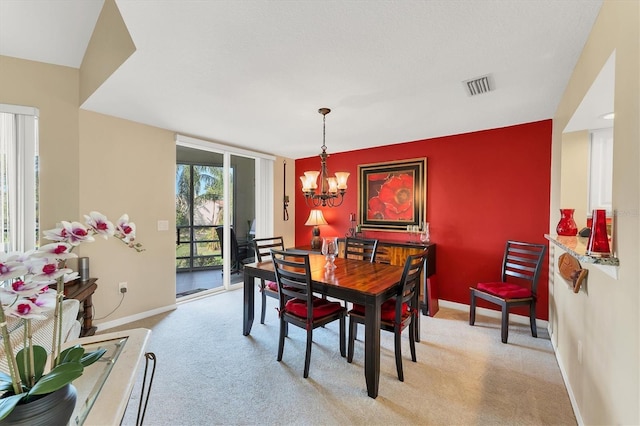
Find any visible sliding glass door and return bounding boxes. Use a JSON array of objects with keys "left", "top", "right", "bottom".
[
  {"left": 175, "top": 136, "right": 274, "bottom": 299},
  {"left": 176, "top": 161, "right": 224, "bottom": 271}
]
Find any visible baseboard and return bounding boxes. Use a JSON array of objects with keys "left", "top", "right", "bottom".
[
  {"left": 96, "top": 303, "right": 177, "bottom": 332},
  {"left": 437, "top": 299, "right": 549, "bottom": 329},
  {"left": 550, "top": 327, "right": 583, "bottom": 425}
]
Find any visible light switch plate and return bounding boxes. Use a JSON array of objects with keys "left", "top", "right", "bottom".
[{"left": 157, "top": 220, "right": 169, "bottom": 231}]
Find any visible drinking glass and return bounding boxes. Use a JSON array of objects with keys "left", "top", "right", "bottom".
[{"left": 321, "top": 237, "right": 338, "bottom": 269}]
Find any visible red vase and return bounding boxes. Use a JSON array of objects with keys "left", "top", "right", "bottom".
[
  {"left": 556, "top": 209, "right": 578, "bottom": 236},
  {"left": 586, "top": 209, "right": 611, "bottom": 256}
]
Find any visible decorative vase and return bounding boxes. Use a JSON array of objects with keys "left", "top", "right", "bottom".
[
  {"left": 556, "top": 209, "right": 578, "bottom": 236},
  {"left": 586, "top": 209, "right": 611, "bottom": 257},
  {"left": 1, "top": 384, "right": 77, "bottom": 426}
]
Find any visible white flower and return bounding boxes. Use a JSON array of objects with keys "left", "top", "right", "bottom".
[
  {"left": 115, "top": 214, "right": 137, "bottom": 243},
  {"left": 0, "top": 259, "right": 28, "bottom": 281},
  {"left": 31, "top": 243, "right": 78, "bottom": 261},
  {"left": 84, "top": 211, "right": 115, "bottom": 239},
  {"left": 43, "top": 221, "right": 96, "bottom": 246}
]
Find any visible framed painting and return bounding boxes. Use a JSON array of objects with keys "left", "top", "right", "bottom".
[{"left": 358, "top": 158, "right": 427, "bottom": 231}]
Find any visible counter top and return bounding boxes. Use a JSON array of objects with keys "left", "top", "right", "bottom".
[{"left": 544, "top": 234, "right": 619, "bottom": 266}]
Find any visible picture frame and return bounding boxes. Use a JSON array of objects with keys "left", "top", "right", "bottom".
[{"left": 358, "top": 158, "right": 427, "bottom": 231}]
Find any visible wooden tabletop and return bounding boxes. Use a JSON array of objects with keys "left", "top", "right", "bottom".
[{"left": 245, "top": 253, "right": 404, "bottom": 298}]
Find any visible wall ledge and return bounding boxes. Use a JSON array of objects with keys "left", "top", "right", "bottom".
[{"left": 544, "top": 234, "right": 619, "bottom": 266}]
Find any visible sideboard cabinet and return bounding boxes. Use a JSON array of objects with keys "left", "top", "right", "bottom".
[
  {"left": 341, "top": 239, "right": 437, "bottom": 316},
  {"left": 295, "top": 239, "right": 438, "bottom": 316}
]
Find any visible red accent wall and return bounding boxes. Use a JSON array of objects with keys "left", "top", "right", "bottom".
[{"left": 295, "top": 120, "right": 552, "bottom": 319}]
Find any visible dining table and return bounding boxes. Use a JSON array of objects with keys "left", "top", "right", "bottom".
[{"left": 243, "top": 252, "right": 406, "bottom": 399}]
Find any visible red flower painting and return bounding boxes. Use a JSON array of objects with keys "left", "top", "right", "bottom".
[
  {"left": 358, "top": 158, "right": 426, "bottom": 231},
  {"left": 367, "top": 173, "right": 414, "bottom": 220}
]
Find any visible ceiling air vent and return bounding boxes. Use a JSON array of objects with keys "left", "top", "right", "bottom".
[{"left": 463, "top": 75, "right": 493, "bottom": 96}]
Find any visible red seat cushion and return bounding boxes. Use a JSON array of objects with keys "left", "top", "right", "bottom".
[
  {"left": 351, "top": 299, "right": 408, "bottom": 322},
  {"left": 266, "top": 281, "right": 278, "bottom": 292},
  {"left": 267, "top": 281, "right": 297, "bottom": 293},
  {"left": 285, "top": 297, "right": 344, "bottom": 319},
  {"left": 477, "top": 282, "right": 532, "bottom": 299}
]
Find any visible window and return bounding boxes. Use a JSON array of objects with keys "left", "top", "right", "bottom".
[
  {"left": 0, "top": 104, "right": 39, "bottom": 252},
  {"left": 588, "top": 127, "right": 613, "bottom": 215}
]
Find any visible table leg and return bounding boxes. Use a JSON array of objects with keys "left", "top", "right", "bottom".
[
  {"left": 82, "top": 295, "right": 97, "bottom": 337},
  {"left": 243, "top": 270, "right": 255, "bottom": 336},
  {"left": 364, "top": 297, "right": 381, "bottom": 398}
]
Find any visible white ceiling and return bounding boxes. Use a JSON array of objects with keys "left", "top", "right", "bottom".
[{"left": 0, "top": 0, "right": 604, "bottom": 159}]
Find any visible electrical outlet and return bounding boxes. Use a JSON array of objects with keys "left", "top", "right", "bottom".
[{"left": 119, "top": 282, "right": 128, "bottom": 294}]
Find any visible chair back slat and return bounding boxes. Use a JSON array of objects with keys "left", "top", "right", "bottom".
[
  {"left": 253, "top": 236, "right": 285, "bottom": 262},
  {"left": 344, "top": 237, "right": 379, "bottom": 263},
  {"left": 373, "top": 245, "right": 392, "bottom": 264},
  {"left": 396, "top": 249, "right": 429, "bottom": 321},
  {"left": 501, "top": 240, "right": 547, "bottom": 293},
  {"left": 271, "top": 249, "right": 313, "bottom": 309}
]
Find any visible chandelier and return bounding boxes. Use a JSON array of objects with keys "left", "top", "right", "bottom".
[{"left": 300, "top": 108, "right": 349, "bottom": 207}]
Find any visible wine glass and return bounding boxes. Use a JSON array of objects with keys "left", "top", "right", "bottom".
[
  {"left": 420, "top": 222, "right": 430, "bottom": 244},
  {"left": 412, "top": 225, "right": 420, "bottom": 242},
  {"left": 321, "top": 237, "right": 338, "bottom": 269}
]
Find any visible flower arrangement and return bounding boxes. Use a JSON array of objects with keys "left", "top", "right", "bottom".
[{"left": 0, "top": 211, "right": 144, "bottom": 420}]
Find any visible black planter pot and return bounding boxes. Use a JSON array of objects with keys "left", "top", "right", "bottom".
[{"left": 1, "top": 384, "right": 77, "bottom": 426}]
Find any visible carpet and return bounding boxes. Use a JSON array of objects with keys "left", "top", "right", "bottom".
[{"left": 106, "top": 288, "right": 576, "bottom": 426}]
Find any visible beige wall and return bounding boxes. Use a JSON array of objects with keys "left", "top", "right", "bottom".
[
  {"left": 78, "top": 110, "right": 177, "bottom": 320},
  {"left": 0, "top": 56, "right": 81, "bottom": 230},
  {"left": 0, "top": 55, "right": 178, "bottom": 324},
  {"left": 550, "top": 0, "right": 639, "bottom": 424},
  {"left": 273, "top": 156, "right": 296, "bottom": 248},
  {"left": 0, "top": 54, "right": 297, "bottom": 328},
  {"left": 560, "top": 130, "right": 590, "bottom": 228}
]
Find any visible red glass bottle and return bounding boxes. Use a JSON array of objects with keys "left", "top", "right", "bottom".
[
  {"left": 556, "top": 209, "right": 578, "bottom": 236},
  {"left": 586, "top": 209, "right": 611, "bottom": 256}
]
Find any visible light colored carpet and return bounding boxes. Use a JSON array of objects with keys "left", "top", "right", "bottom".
[{"left": 107, "top": 288, "right": 576, "bottom": 426}]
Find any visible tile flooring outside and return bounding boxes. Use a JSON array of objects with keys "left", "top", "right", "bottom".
[{"left": 176, "top": 269, "right": 245, "bottom": 299}]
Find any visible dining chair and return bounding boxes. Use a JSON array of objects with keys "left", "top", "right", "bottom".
[
  {"left": 347, "top": 249, "right": 428, "bottom": 382},
  {"left": 271, "top": 249, "right": 347, "bottom": 378},
  {"left": 343, "top": 237, "right": 379, "bottom": 262},
  {"left": 215, "top": 226, "right": 247, "bottom": 274},
  {"left": 252, "top": 236, "right": 285, "bottom": 324},
  {"left": 469, "top": 240, "right": 547, "bottom": 343}
]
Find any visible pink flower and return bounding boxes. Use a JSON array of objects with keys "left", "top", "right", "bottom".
[
  {"left": 115, "top": 214, "right": 137, "bottom": 243},
  {"left": 5, "top": 299, "right": 47, "bottom": 320},
  {"left": 30, "top": 262, "right": 71, "bottom": 284},
  {"left": 29, "top": 291, "right": 56, "bottom": 310},
  {"left": 31, "top": 243, "right": 77, "bottom": 261},
  {"left": 84, "top": 211, "right": 115, "bottom": 239},
  {"left": 7, "top": 279, "right": 49, "bottom": 296},
  {"left": 0, "top": 259, "right": 28, "bottom": 281},
  {"left": 44, "top": 221, "right": 95, "bottom": 246}
]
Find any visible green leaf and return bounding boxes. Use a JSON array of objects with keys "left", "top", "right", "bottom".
[
  {"left": 81, "top": 348, "right": 107, "bottom": 367},
  {"left": 16, "top": 345, "right": 47, "bottom": 385},
  {"left": 56, "top": 345, "right": 85, "bottom": 365},
  {"left": 0, "top": 393, "right": 26, "bottom": 421},
  {"left": 0, "top": 371, "right": 13, "bottom": 385},
  {"left": 28, "top": 363, "right": 83, "bottom": 396}
]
